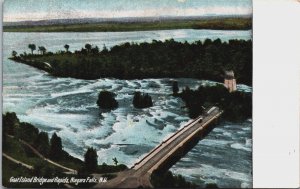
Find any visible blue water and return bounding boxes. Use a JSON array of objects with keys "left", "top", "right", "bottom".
[{"left": 3, "top": 29, "right": 252, "bottom": 188}]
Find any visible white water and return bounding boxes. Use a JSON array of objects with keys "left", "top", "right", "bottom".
[{"left": 3, "top": 29, "right": 252, "bottom": 188}]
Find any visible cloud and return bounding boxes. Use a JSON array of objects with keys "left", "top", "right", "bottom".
[
  {"left": 4, "top": 6, "right": 252, "bottom": 22},
  {"left": 177, "top": 0, "right": 187, "bottom": 3}
]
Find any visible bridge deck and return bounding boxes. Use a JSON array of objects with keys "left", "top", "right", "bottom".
[{"left": 94, "top": 107, "right": 223, "bottom": 188}]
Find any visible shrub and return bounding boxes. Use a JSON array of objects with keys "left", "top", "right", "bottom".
[
  {"left": 132, "top": 92, "right": 153, "bottom": 108},
  {"left": 84, "top": 147, "right": 98, "bottom": 173}
]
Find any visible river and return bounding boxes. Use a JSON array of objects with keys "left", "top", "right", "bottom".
[{"left": 3, "top": 29, "right": 252, "bottom": 188}]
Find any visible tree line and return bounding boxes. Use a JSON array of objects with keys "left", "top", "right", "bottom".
[
  {"left": 2, "top": 112, "right": 127, "bottom": 175},
  {"left": 10, "top": 38, "right": 252, "bottom": 85},
  {"left": 3, "top": 112, "right": 63, "bottom": 160},
  {"left": 173, "top": 82, "right": 252, "bottom": 121}
]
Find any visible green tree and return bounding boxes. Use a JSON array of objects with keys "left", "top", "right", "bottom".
[
  {"left": 85, "top": 44, "right": 92, "bottom": 53},
  {"left": 102, "top": 44, "right": 108, "bottom": 54},
  {"left": 112, "top": 157, "right": 118, "bottom": 166},
  {"left": 132, "top": 92, "right": 141, "bottom": 107},
  {"left": 3, "top": 112, "right": 19, "bottom": 136},
  {"left": 28, "top": 44, "right": 36, "bottom": 55},
  {"left": 11, "top": 50, "right": 17, "bottom": 57},
  {"left": 34, "top": 132, "right": 50, "bottom": 156},
  {"left": 17, "top": 122, "right": 39, "bottom": 144},
  {"left": 49, "top": 133, "right": 63, "bottom": 160},
  {"left": 91, "top": 46, "right": 99, "bottom": 54},
  {"left": 3, "top": 112, "right": 20, "bottom": 149},
  {"left": 84, "top": 147, "right": 98, "bottom": 172},
  {"left": 178, "top": 84, "right": 251, "bottom": 120},
  {"left": 33, "top": 160, "right": 56, "bottom": 177},
  {"left": 132, "top": 92, "right": 153, "bottom": 108},
  {"left": 97, "top": 91, "right": 118, "bottom": 109},
  {"left": 172, "top": 81, "right": 179, "bottom": 95},
  {"left": 64, "top": 44, "right": 70, "bottom": 52},
  {"left": 38, "top": 46, "right": 46, "bottom": 55},
  {"left": 15, "top": 39, "right": 252, "bottom": 85}
]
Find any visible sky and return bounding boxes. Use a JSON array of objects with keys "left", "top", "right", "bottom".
[{"left": 3, "top": 0, "right": 252, "bottom": 22}]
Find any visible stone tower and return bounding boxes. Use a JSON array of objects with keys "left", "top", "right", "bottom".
[{"left": 224, "top": 70, "right": 237, "bottom": 92}]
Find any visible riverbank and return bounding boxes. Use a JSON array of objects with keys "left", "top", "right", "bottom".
[
  {"left": 2, "top": 112, "right": 128, "bottom": 188},
  {"left": 2, "top": 112, "right": 201, "bottom": 188},
  {"left": 4, "top": 17, "right": 251, "bottom": 32}
]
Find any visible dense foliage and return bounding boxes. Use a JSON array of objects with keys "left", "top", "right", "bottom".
[
  {"left": 96, "top": 163, "right": 127, "bottom": 174},
  {"left": 35, "top": 132, "right": 50, "bottom": 156},
  {"left": 2, "top": 158, "right": 65, "bottom": 188},
  {"left": 132, "top": 92, "right": 153, "bottom": 108},
  {"left": 84, "top": 147, "right": 98, "bottom": 173},
  {"left": 3, "top": 112, "right": 19, "bottom": 136},
  {"left": 178, "top": 84, "right": 252, "bottom": 121},
  {"left": 28, "top": 44, "right": 36, "bottom": 54},
  {"left": 3, "top": 113, "right": 128, "bottom": 174},
  {"left": 151, "top": 171, "right": 198, "bottom": 188},
  {"left": 33, "top": 160, "right": 63, "bottom": 178},
  {"left": 10, "top": 39, "right": 252, "bottom": 85},
  {"left": 49, "top": 133, "right": 63, "bottom": 160},
  {"left": 97, "top": 90, "right": 118, "bottom": 109},
  {"left": 3, "top": 113, "right": 75, "bottom": 160},
  {"left": 172, "top": 81, "right": 179, "bottom": 95}
]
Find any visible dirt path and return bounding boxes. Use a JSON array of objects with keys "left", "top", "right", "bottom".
[
  {"left": 3, "top": 153, "right": 74, "bottom": 188},
  {"left": 3, "top": 153, "right": 33, "bottom": 170},
  {"left": 6, "top": 134, "right": 77, "bottom": 174}
]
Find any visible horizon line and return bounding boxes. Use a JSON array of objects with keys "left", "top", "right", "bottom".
[{"left": 4, "top": 14, "right": 252, "bottom": 24}]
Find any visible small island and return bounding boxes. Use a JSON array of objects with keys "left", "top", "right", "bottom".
[
  {"left": 9, "top": 38, "right": 252, "bottom": 86},
  {"left": 97, "top": 91, "right": 118, "bottom": 110},
  {"left": 176, "top": 84, "right": 251, "bottom": 121},
  {"left": 132, "top": 92, "right": 153, "bottom": 109}
]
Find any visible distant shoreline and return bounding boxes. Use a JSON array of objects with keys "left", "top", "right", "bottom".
[{"left": 4, "top": 17, "right": 252, "bottom": 32}]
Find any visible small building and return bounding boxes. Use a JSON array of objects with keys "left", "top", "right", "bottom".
[{"left": 224, "top": 70, "right": 237, "bottom": 92}]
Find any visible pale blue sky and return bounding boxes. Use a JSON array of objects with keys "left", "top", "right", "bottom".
[{"left": 4, "top": 0, "right": 252, "bottom": 22}]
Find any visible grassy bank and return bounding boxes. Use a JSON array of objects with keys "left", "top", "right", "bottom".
[
  {"left": 4, "top": 137, "right": 41, "bottom": 166},
  {"left": 2, "top": 158, "right": 66, "bottom": 188},
  {"left": 4, "top": 17, "right": 252, "bottom": 32},
  {"left": 2, "top": 112, "right": 128, "bottom": 188}
]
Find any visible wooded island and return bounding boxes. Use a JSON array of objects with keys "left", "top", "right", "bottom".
[{"left": 10, "top": 39, "right": 252, "bottom": 86}]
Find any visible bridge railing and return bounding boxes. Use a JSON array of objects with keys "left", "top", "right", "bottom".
[
  {"left": 148, "top": 110, "right": 223, "bottom": 174},
  {"left": 131, "top": 112, "right": 208, "bottom": 169}
]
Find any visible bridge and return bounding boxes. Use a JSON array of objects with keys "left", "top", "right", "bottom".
[{"left": 94, "top": 106, "right": 223, "bottom": 188}]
